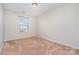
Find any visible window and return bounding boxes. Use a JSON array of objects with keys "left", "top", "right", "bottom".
[{"left": 19, "top": 16, "right": 28, "bottom": 32}]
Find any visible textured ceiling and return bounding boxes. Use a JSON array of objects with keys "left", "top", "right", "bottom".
[{"left": 3, "top": 3, "right": 64, "bottom": 16}]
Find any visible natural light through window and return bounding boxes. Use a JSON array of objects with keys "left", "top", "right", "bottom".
[{"left": 19, "top": 16, "right": 28, "bottom": 32}]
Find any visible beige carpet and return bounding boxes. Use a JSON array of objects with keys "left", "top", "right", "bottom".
[{"left": 2, "top": 37, "right": 79, "bottom": 55}]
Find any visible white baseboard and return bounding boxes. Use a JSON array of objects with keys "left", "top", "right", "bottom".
[
  {"left": 4, "top": 35, "right": 37, "bottom": 42},
  {"left": 38, "top": 35, "right": 79, "bottom": 49}
]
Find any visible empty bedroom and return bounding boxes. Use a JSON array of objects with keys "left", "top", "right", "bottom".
[{"left": 0, "top": 3, "right": 79, "bottom": 55}]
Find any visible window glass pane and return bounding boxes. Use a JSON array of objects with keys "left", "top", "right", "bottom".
[{"left": 19, "top": 16, "right": 28, "bottom": 32}]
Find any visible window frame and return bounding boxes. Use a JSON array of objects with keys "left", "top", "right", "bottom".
[{"left": 19, "top": 16, "right": 28, "bottom": 32}]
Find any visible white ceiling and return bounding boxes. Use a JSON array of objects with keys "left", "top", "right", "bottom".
[{"left": 3, "top": 3, "right": 64, "bottom": 16}]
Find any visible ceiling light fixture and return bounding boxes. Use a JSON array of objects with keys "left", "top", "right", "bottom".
[{"left": 32, "top": 3, "right": 38, "bottom": 7}]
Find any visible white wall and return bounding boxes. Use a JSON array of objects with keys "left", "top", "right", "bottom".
[
  {"left": 0, "top": 4, "right": 4, "bottom": 53},
  {"left": 37, "top": 4, "right": 79, "bottom": 49},
  {"left": 5, "top": 10, "right": 36, "bottom": 41},
  {"left": 0, "top": 4, "right": 3, "bottom": 41}
]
